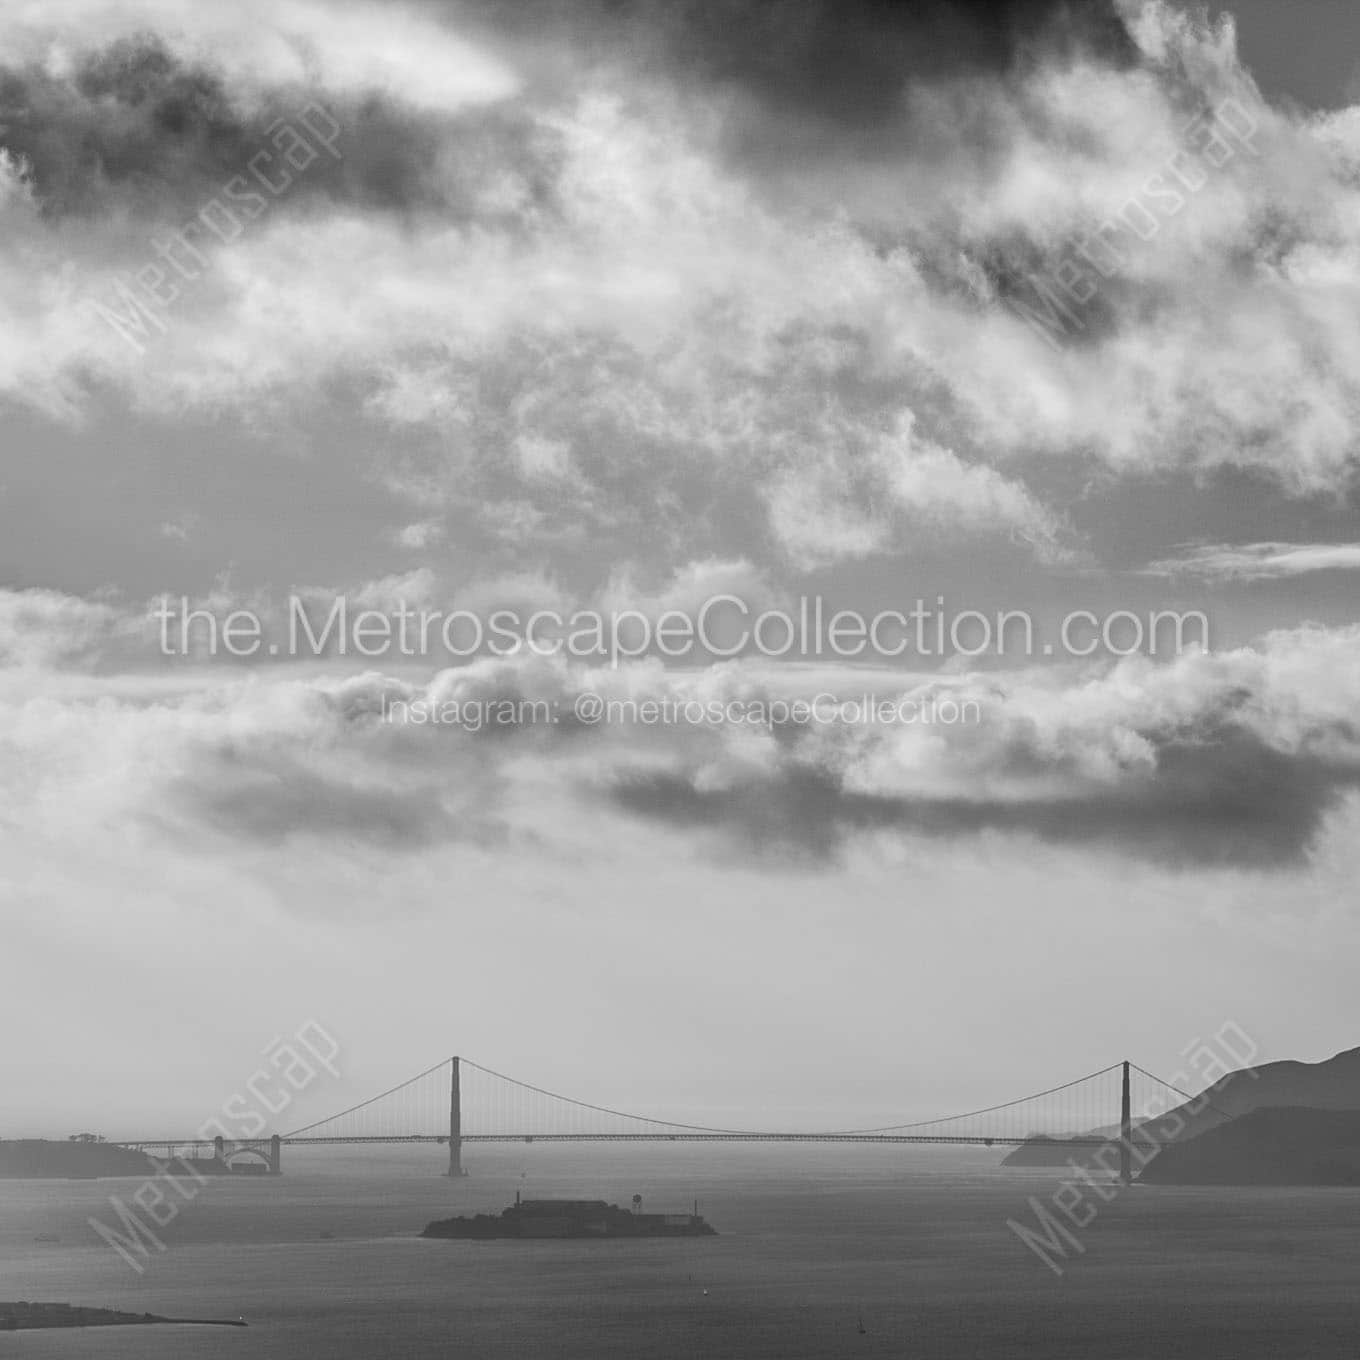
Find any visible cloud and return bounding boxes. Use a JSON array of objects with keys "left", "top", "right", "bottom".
[
  {"left": 587, "top": 630, "right": 1360, "bottom": 868},
  {"left": 0, "top": 588, "right": 152, "bottom": 669},
  {"left": 0, "top": 0, "right": 1358, "bottom": 577},
  {"left": 595, "top": 557, "right": 777, "bottom": 622},
  {"left": 605, "top": 711, "right": 1354, "bottom": 868},
  {"left": 159, "top": 515, "right": 194, "bottom": 542},
  {"left": 4, "top": 583, "right": 1360, "bottom": 869},
  {"left": 0, "top": 0, "right": 518, "bottom": 114},
  {"left": 1, "top": 663, "right": 506, "bottom": 848},
  {"left": 168, "top": 746, "right": 463, "bottom": 848},
  {"left": 1141, "top": 542, "right": 1360, "bottom": 581},
  {"left": 0, "top": 31, "right": 540, "bottom": 220},
  {"left": 393, "top": 519, "right": 445, "bottom": 551},
  {"left": 461, "top": 0, "right": 1135, "bottom": 138}
]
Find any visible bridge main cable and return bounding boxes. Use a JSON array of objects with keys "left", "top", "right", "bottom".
[
  {"left": 821, "top": 1060, "right": 1126, "bottom": 1135},
  {"left": 459, "top": 1058, "right": 762, "bottom": 1135},
  {"left": 1127, "top": 1062, "right": 1238, "bottom": 1123},
  {"left": 452, "top": 1056, "right": 1131, "bottom": 1139},
  {"left": 279, "top": 1055, "right": 1141, "bottom": 1144},
  {"left": 281, "top": 1057, "right": 453, "bottom": 1139}
]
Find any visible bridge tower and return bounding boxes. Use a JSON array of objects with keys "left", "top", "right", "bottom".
[
  {"left": 269, "top": 1133, "right": 282, "bottom": 1176},
  {"left": 447, "top": 1056, "right": 463, "bottom": 1177},
  {"left": 1119, "top": 1059, "right": 1132, "bottom": 1185}
]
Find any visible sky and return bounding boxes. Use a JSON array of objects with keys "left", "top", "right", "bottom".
[{"left": 1, "top": 0, "right": 1358, "bottom": 1136}]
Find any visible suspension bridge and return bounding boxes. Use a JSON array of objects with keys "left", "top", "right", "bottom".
[{"left": 118, "top": 1057, "right": 1213, "bottom": 1183}]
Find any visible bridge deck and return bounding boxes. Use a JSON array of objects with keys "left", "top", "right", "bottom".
[{"left": 117, "top": 1132, "right": 1138, "bottom": 1150}]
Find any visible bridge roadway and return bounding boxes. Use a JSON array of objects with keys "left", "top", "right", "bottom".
[{"left": 118, "top": 1132, "right": 1139, "bottom": 1151}]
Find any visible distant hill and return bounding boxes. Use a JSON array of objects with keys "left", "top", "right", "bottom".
[
  {"left": 0, "top": 1140, "right": 157, "bottom": 1179},
  {"left": 1156, "top": 1044, "right": 1360, "bottom": 1131},
  {"left": 1139, "top": 1107, "right": 1360, "bottom": 1186},
  {"left": 1003, "top": 1045, "right": 1360, "bottom": 1169}
]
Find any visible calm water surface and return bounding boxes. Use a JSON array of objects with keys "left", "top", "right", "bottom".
[{"left": 3, "top": 1145, "right": 1359, "bottom": 1358}]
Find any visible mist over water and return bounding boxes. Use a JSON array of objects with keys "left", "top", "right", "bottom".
[{"left": 5, "top": 1146, "right": 1360, "bottom": 1359}]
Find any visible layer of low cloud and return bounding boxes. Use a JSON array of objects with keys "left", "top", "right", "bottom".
[{"left": 5, "top": 585, "right": 1358, "bottom": 870}]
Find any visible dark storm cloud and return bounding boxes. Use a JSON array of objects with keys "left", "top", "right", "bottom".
[
  {"left": 0, "top": 35, "right": 555, "bottom": 221},
  {"left": 0, "top": 38, "right": 291, "bottom": 215},
  {"left": 604, "top": 717, "right": 1360, "bottom": 869},
  {"left": 631, "top": 0, "right": 1136, "bottom": 125},
  {"left": 457, "top": 0, "right": 1135, "bottom": 145}
]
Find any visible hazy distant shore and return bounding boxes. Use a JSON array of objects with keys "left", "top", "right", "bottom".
[
  {"left": 0, "top": 1140, "right": 158, "bottom": 1180},
  {"left": 0, "top": 1301, "right": 246, "bottom": 1330}
]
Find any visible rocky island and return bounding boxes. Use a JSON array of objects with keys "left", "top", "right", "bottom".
[{"left": 423, "top": 1195, "right": 717, "bottom": 1239}]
